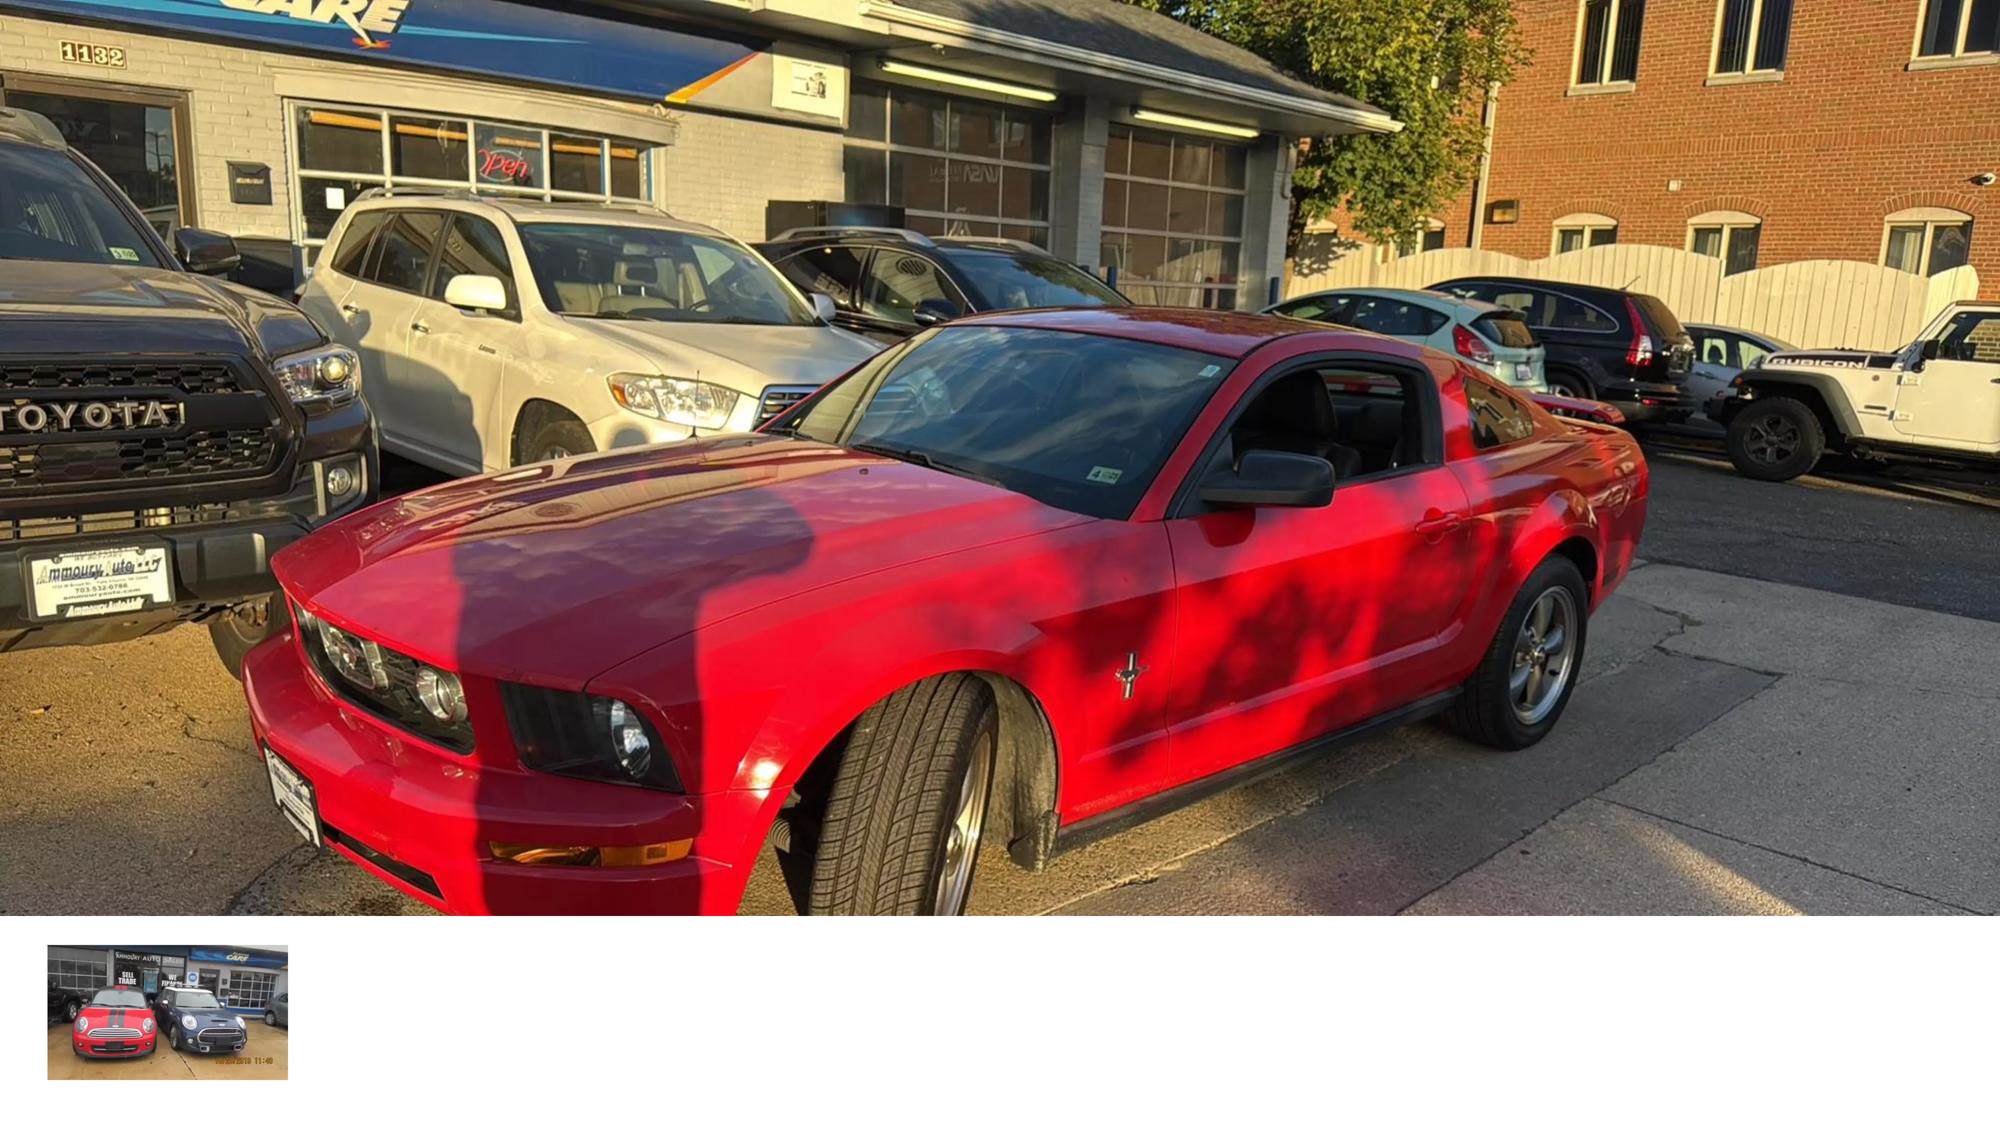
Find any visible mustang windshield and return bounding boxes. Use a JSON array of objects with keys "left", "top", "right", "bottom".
[
  {"left": 518, "top": 223, "right": 812, "bottom": 326},
  {"left": 789, "top": 325, "right": 1232, "bottom": 519},
  {"left": 89, "top": 989, "right": 148, "bottom": 1008},
  {"left": 169, "top": 990, "right": 222, "bottom": 1008}
]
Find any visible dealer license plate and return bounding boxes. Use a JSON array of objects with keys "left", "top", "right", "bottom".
[
  {"left": 264, "top": 747, "right": 322, "bottom": 848},
  {"left": 26, "top": 544, "right": 172, "bottom": 620}
]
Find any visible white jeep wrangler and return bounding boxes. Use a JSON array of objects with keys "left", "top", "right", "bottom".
[{"left": 1709, "top": 301, "right": 2000, "bottom": 481}]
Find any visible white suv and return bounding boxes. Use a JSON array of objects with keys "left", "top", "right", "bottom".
[{"left": 298, "top": 193, "right": 880, "bottom": 474}]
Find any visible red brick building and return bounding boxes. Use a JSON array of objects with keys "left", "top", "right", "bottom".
[{"left": 1436, "top": 0, "right": 2000, "bottom": 296}]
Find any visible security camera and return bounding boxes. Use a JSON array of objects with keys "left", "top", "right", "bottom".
[{"left": 1974, "top": 172, "right": 1998, "bottom": 187}]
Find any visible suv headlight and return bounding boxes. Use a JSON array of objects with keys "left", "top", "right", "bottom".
[
  {"left": 273, "top": 343, "right": 360, "bottom": 406},
  {"left": 500, "top": 683, "right": 682, "bottom": 792},
  {"left": 608, "top": 373, "right": 740, "bottom": 429}
]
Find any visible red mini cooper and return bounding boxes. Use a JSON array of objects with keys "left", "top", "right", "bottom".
[
  {"left": 72, "top": 986, "right": 156, "bottom": 1059},
  {"left": 244, "top": 308, "right": 1648, "bottom": 915}
]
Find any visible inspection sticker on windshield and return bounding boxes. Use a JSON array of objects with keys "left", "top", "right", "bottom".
[
  {"left": 108, "top": 246, "right": 139, "bottom": 261},
  {"left": 1086, "top": 466, "right": 1123, "bottom": 484},
  {"left": 1197, "top": 363, "right": 1223, "bottom": 379}
]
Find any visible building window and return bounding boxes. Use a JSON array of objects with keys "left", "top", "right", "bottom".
[
  {"left": 216, "top": 967, "right": 278, "bottom": 1009},
  {"left": 1574, "top": 0, "right": 1647, "bottom": 87},
  {"left": 1393, "top": 222, "right": 1447, "bottom": 258},
  {"left": 1101, "top": 124, "right": 1247, "bottom": 309},
  {"left": 1881, "top": 207, "right": 1974, "bottom": 275},
  {"left": 290, "top": 102, "right": 653, "bottom": 263},
  {"left": 1714, "top": 0, "right": 1793, "bottom": 75},
  {"left": 842, "top": 82, "right": 1052, "bottom": 246},
  {"left": 48, "top": 954, "right": 106, "bottom": 992},
  {"left": 1916, "top": 0, "right": 2000, "bottom": 60},
  {"left": 1552, "top": 212, "right": 1618, "bottom": 254},
  {"left": 1687, "top": 210, "right": 1762, "bottom": 275}
]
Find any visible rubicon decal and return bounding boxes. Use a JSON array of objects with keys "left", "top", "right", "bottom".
[{"left": 0, "top": 400, "right": 185, "bottom": 434}]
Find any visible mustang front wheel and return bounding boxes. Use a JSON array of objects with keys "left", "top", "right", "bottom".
[
  {"left": 1444, "top": 554, "right": 1589, "bottom": 751},
  {"left": 808, "top": 673, "right": 998, "bottom": 916}
]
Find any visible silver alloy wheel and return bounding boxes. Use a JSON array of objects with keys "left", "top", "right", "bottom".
[
  {"left": 265, "top": 1011, "right": 275, "bottom": 1025},
  {"left": 932, "top": 734, "right": 994, "bottom": 916},
  {"left": 539, "top": 445, "right": 572, "bottom": 462},
  {"left": 1510, "top": 586, "right": 1578, "bottom": 726},
  {"left": 66, "top": 1001, "right": 79, "bottom": 1021},
  {"left": 1742, "top": 413, "right": 1801, "bottom": 465}
]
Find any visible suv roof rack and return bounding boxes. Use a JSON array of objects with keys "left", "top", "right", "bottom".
[
  {"left": 935, "top": 235, "right": 1048, "bottom": 254},
  {"left": 0, "top": 106, "right": 67, "bottom": 149},
  {"left": 770, "top": 225, "right": 935, "bottom": 247},
  {"left": 347, "top": 186, "right": 677, "bottom": 219}
]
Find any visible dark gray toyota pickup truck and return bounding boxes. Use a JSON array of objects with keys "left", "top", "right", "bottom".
[{"left": 1, "top": 107, "right": 377, "bottom": 674}]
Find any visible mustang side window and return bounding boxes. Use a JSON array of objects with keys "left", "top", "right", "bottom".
[{"left": 1466, "top": 376, "right": 1538, "bottom": 449}]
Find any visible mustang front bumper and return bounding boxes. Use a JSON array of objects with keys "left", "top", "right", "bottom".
[{"left": 241, "top": 631, "right": 781, "bottom": 915}]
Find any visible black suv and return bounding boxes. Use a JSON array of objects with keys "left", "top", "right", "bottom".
[
  {"left": 1430, "top": 276, "right": 1696, "bottom": 422},
  {"left": 756, "top": 227, "right": 1127, "bottom": 344},
  {"left": 1, "top": 108, "right": 377, "bottom": 674}
]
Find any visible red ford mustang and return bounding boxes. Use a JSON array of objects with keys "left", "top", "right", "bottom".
[
  {"left": 243, "top": 308, "right": 1647, "bottom": 915},
  {"left": 72, "top": 986, "right": 156, "bottom": 1059}
]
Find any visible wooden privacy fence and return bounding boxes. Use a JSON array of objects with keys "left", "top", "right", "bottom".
[{"left": 1285, "top": 240, "right": 1980, "bottom": 351}]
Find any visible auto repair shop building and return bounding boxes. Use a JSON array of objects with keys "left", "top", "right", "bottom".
[
  {"left": 0, "top": 0, "right": 1395, "bottom": 309},
  {"left": 48, "top": 945, "right": 289, "bottom": 1015}
]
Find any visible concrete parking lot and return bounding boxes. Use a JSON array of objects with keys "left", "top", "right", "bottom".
[
  {"left": 2, "top": 448, "right": 1995, "bottom": 916},
  {"left": 46, "top": 1022, "right": 288, "bottom": 1080}
]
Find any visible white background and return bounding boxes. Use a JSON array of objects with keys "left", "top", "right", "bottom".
[{"left": 8, "top": 916, "right": 1993, "bottom": 1116}]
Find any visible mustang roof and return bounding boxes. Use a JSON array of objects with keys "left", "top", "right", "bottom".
[{"left": 956, "top": 306, "right": 1328, "bottom": 358}]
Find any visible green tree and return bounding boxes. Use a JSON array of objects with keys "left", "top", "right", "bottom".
[{"left": 1128, "top": 0, "right": 1529, "bottom": 259}]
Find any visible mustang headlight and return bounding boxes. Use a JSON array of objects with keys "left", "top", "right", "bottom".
[
  {"left": 607, "top": 373, "right": 740, "bottom": 429},
  {"left": 273, "top": 343, "right": 360, "bottom": 406},
  {"left": 415, "top": 665, "right": 468, "bottom": 724},
  {"left": 292, "top": 600, "right": 476, "bottom": 753},
  {"left": 500, "top": 683, "right": 681, "bottom": 792},
  {"left": 181, "top": 1015, "right": 196, "bottom": 1029}
]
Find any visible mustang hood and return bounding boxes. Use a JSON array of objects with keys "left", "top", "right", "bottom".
[{"left": 274, "top": 435, "right": 1090, "bottom": 683}]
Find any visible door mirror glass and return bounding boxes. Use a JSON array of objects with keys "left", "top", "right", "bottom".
[
  {"left": 443, "top": 273, "right": 508, "bottom": 312},
  {"left": 912, "top": 297, "right": 959, "bottom": 327},
  {"left": 1198, "top": 449, "right": 1335, "bottom": 509},
  {"left": 173, "top": 227, "right": 239, "bottom": 275},
  {"left": 1919, "top": 338, "right": 1941, "bottom": 362},
  {"left": 810, "top": 291, "right": 838, "bottom": 324}
]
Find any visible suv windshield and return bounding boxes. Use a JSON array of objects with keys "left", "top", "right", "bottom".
[
  {"left": 89, "top": 989, "right": 147, "bottom": 1008},
  {"left": 0, "top": 143, "right": 166, "bottom": 268},
  {"left": 168, "top": 990, "right": 222, "bottom": 1009},
  {"left": 518, "top": 223, "right": 810, "bottom": 325},
  {"left": 788, "top": 325, "right": 1231, "bottom": 519},
  {"left": 938, "top": 247, "right": 1127, "bottom": 310}
]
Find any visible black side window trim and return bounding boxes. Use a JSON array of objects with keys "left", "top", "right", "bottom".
[
  {"left": 361, "top": 208, "right": 449, "bottom": 295},
  {"left": 1164, "top": 349, "right": 1448, "bottom": 520},
  {"left": 1464, "top": 372, "right": 1540, "bottom": 451}
]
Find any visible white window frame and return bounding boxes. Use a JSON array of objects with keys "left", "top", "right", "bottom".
[
  {"left": 1571, "top": 0, "right": 1643, "bottom": 90},
  {"left": 1552, "top": 212, "right": 1618, "bottom": 254},
  {"left": 1911, "top": 0, "right": 2000, "bottom": 61},
  {"left": 1686, "top": 209, "right": 1762, "bottom": 273},
  {"left": 1709, "top": 0, "right": 1790, "bottom": 76},
  {"left": 1102, "top": 123, "right": 1248, "bottom": 309},
  {"left": 1879, "top": 206, "right": 1974, "bottom": 275}
]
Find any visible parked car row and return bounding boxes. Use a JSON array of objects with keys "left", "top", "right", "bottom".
[{"left": 57, "top": 985, "right": 263, "bottom": 1061}]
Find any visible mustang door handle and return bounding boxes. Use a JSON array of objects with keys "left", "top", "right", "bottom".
[{"left": 1416, "top": 510, "right": 1467, "bottom": 535}]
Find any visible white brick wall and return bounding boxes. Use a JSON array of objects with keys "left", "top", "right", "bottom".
[{"left": 0, "top": 13, "right": 837, "bottom": 246}]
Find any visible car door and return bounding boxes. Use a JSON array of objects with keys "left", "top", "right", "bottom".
[
  {"left": 1162, "top": 355, "right": 1475, "bottom": 784},
  {"left": 348, "top": 209, "right": 448, "bottom": 458},
  {"left": 298, "top": 208, "right": 386, "bottom": 352},
  {"left": 1895, "top": 307, "right": 2000, "bottom": 449},
  {"left": 404, "top": 212, "right": 520, "bottom": 473}
]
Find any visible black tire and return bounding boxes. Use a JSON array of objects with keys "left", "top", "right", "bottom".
[
  {"left": 65, "top": 1000, "right": 81, "bottom": 1023},
  {"left": 209, "top": 593, "right": 281, "bottom": 679},
  {"left": 514, "top": 415, "right": 595, "bottom": 466},
  {"left": 1727, "top": 395, "right": 1825, "bottom": 482},
  {"left": 1441, "top": 554, "right": 1589, "bottom": 751},
  {"left": 168, "top": 1025, "right": 182, "bottom": 1052},
  {"left": 808, "top": 673, "right": 998, "bottom": 916},
  {"left": 264, "top": 1010, "right": 276, "bottom": 1026},
  {"left": 1546, "top": 368, "right": 1593, "bottom": 399}
]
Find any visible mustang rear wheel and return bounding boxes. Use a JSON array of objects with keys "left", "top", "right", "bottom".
[
  {"left": 1443, "top": 554, "right": 1589, "bottom": 751},
  {"left": 808, "top": 673, "right": 998, "bottom": 916}
]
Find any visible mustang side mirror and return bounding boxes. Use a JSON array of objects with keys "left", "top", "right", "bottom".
[
  {"left": 1199, "top": 449, "right": 1335, "bottom": 509},
  {"left": 444, "top": 273, "right": 509, "bottom": 313},
  {"left": 912, "top": 297, "right": 959, "bottom": 327},
  {"left": 173, "top": 227, "right": 240, "bottom": 275},
  {"left": 810, "top": 291, "right": 838, "bottom": 324}
]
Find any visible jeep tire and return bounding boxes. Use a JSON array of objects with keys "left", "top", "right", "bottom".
[
  {"left": 209, "top": 593, "right": 281, "bottom": 679},
  {"left": 1728, "top": 396, "right": 1825, "bottom": 482},
  {"left": 808, "top": 673, "right": 998, "bottom": 916},
  {"left": 1442, "top": 554, "right": 1589, "bottom": 752}
]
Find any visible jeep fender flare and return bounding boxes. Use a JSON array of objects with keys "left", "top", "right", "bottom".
[{"left": 1737, "top": 369, "right": 1863, "bottom": 439}]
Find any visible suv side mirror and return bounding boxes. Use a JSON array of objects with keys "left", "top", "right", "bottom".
[
  {"left": 444, "top": 273, "right": 508, "bottom": 313},
  {"left": 912, "top": 297, "right": 958, "bottom": 327},
  {"left": 809, "top": 292, "right": 838, "bottom": 325},
  {"left": 1198, "top": 449, "right": 1335, "bottom": 509},
  {"left": 173, "top": 227, "right": 240, "bottom": 275}
]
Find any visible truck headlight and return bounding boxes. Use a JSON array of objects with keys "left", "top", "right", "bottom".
[
  {"left": 501, "top": 683, "right": 682, "bottom": 792},
  {"left": 273, "top": 343, "right": 360, "bottom": 406},
  {"left": 608, "top": 374, "right": 740, "bottom": 429}
]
